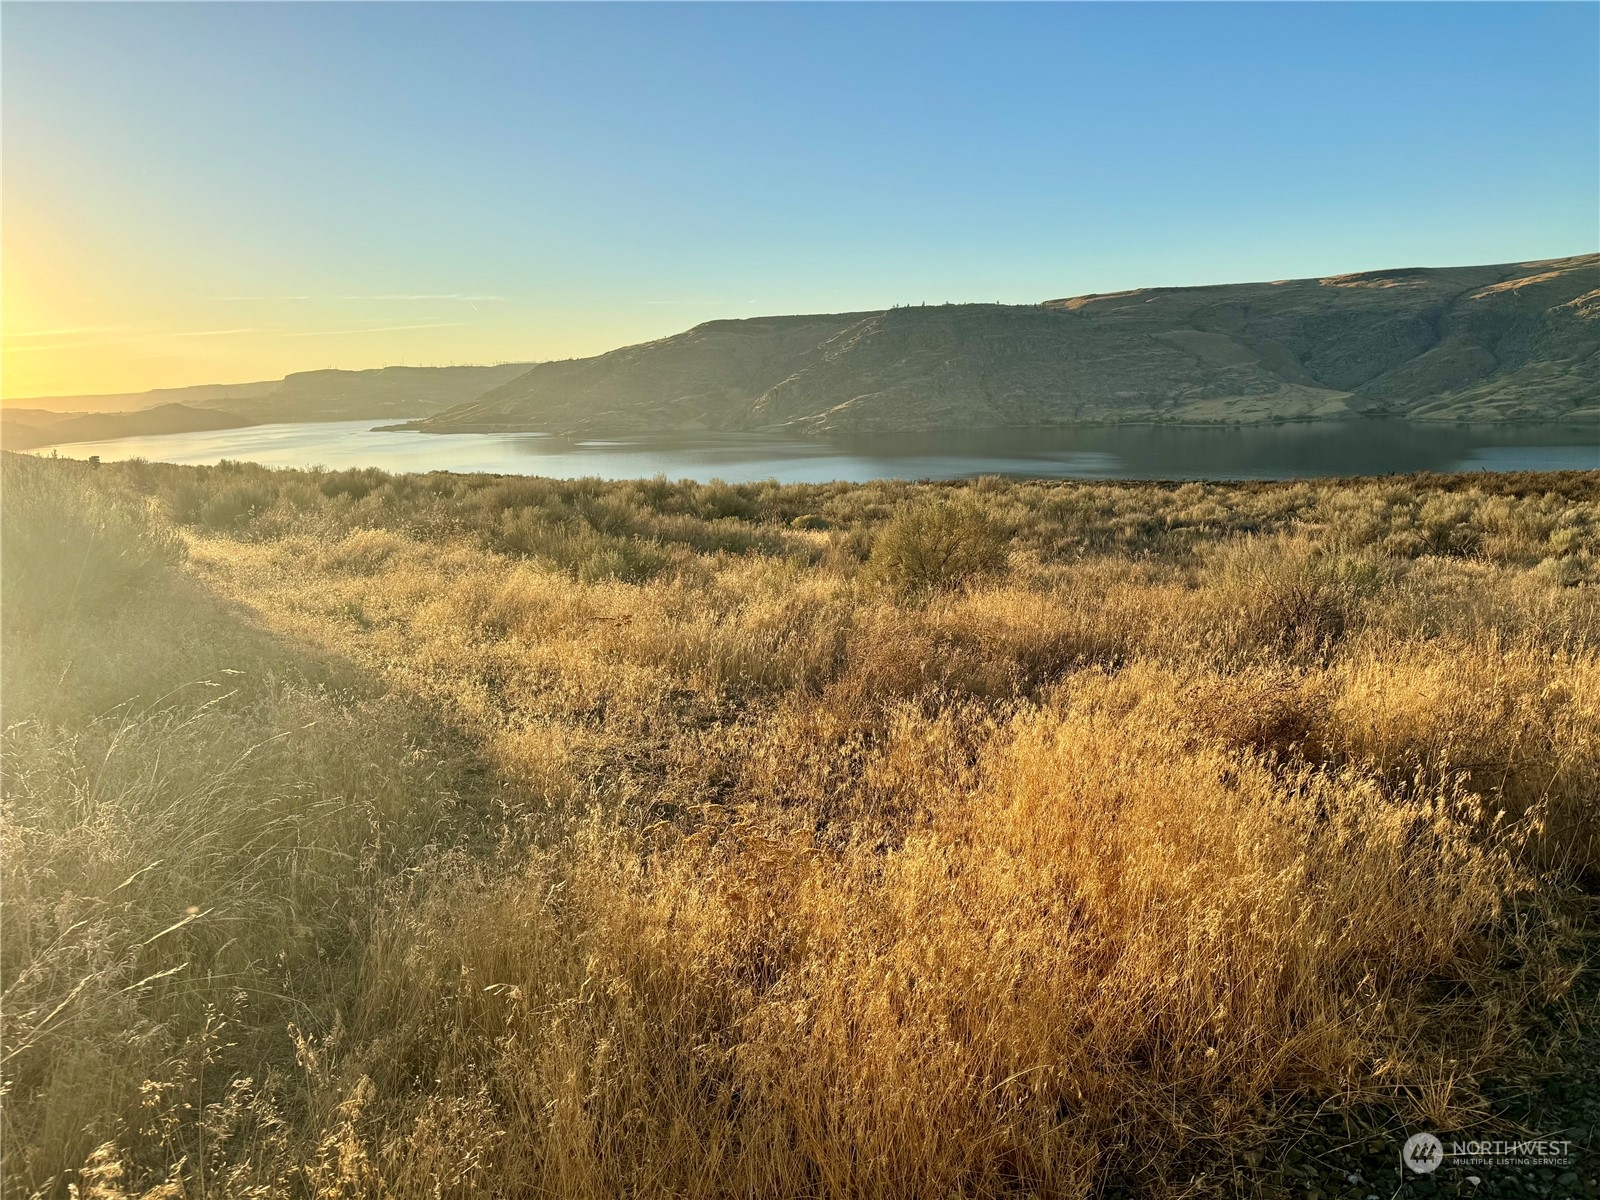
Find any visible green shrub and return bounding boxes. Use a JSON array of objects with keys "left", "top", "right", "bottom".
[
  {"left": 491, "top": 507, "right": 671, "bottom": 582},
  {"left": 692, "top": 479, "right": 760, "bottom": 521},
  {"left": 1212, "top": 539, "right": 1398, "bottom": 657},
  {"left": 867, "top": 499, "right": 1010, "bottom": 597},
  {"left": 198, "top": 482, "right": 277, "bottom": 531},
  {"left": 318, "top": 466, "right": 390, "bottom": 501}
]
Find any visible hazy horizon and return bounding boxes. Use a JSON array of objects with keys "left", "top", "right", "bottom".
[
  {"left": 10, "top": 246, "right": 1600, "bottom": 405},
  {"left": 3, "top": 1, "right": 1596, "bottom": 400}
]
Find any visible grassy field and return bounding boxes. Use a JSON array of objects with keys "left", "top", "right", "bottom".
[{"left": 2, "top": 451, "right": 1597, "bottom": 1198}]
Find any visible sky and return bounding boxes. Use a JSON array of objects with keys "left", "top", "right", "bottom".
[{"left": 2, "top": 2, "right": 1596, "bottom": 401}]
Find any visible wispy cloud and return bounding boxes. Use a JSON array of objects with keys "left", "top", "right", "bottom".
[
  {"left": 2, "top": 319, "right": 467, "bottom": 349},
  {"left": 287, "top": 321, "right": 466, "bottom": 337},
  {"left": 365, "top": 294, "right": 508, "bottom": 302},
  {"left": 4, "top": 325, "right": 266, "bottom": 347},
  {"left": 3, "top": 325, "right": 140, "bottom": 340},
  {"left": 221, "top": 293, "right": 509, "bottom": 303},
  {"left": 1, "top": 340, "right": 112, "bottom": 354}
]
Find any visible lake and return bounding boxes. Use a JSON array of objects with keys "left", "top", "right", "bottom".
[{"left": 27, "top": 419, "right": 1599, "bottom": 482}]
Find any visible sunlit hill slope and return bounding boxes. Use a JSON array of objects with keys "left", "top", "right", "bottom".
[{"left": 413, "top": 255, "right": 1599, "bottom": 436}]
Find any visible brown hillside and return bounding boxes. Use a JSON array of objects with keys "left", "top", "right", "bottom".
[
  {"left": 0, "top": 403, "right": 256, "bottom": 451},
  {"left": 416, "top": 256, "right": 1599, "bottom": 435},
  {"left": 6, "top": 363, "right": 538, "bottom": 424}
]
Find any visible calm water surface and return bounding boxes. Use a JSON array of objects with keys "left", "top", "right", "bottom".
[{"left": 29, "top": 419, "right": 1599, "bottom": 482}]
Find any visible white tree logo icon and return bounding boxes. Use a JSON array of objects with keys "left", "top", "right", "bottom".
[{"left": 1403, "top": 1132, "right": 1444, "bottom": 1174}]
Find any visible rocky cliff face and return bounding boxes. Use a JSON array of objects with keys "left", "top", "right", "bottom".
[{"left": 414, "top": 255, "right": 1599, "bottom": 436}]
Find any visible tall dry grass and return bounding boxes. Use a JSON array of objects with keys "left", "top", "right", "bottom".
[{"left": 2, "top": 452, "right": 1596, "bottom": 1197}]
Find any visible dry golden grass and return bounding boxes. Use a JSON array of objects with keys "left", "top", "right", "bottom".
[{"left": 2, "top": 453, "right": 1597, "bottom": 1198}]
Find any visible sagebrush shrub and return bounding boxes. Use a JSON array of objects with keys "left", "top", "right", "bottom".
[{"left": 867, "top": 499, "right": 1009, "bottom": 596}]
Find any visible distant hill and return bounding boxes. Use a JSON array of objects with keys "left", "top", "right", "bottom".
[
  {"left": 411, "top": 256, "right": 1599, "bottom": 436},
  {"left": 0, "top": 403, "right": 257, "bottom": 451},
  {"left": 5, "top": 363, "right": 538, "bottom": 424}
]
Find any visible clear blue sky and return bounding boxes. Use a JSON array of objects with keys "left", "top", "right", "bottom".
[{"left": 3, "top": 1, "right": 1596, "bottom": 397}]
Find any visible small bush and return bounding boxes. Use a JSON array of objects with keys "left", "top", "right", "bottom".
[
  {"left": 198, "top": 482, "right": 278, "bottom": 531},
  {"left": 1211, "top": 539, "right": 1397, "bottom": 658},
  {"left": 318, "top": 466, "right": 390, "bottom": 502},
  {"left": 867, "top": 499, "right": 1010, "bottom": 597}
]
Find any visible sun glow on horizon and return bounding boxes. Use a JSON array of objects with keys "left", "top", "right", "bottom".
[
  {"left": 0, "top": 204, "right": 676, "bottom": 401},
  {"left": 3, "top": 3, "right": 1594, "bottom": 403}
]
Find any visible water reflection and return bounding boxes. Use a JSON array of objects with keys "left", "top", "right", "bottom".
[{"left": 26, "top": 419, "right": 1598, "bottom": 482}]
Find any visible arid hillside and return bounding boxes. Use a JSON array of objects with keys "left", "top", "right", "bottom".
[
  {"left": 4, "top": 363, "right": 537, "bottom": 424},
  {"left": 414, "top": 255, "right": 1599, "bottom": 435},
  {"left": 0, "top": 402, "right": 256, "bottom": 451},
  {"left": 199, "top": 363, "right": 541, "bottom": 423}
]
